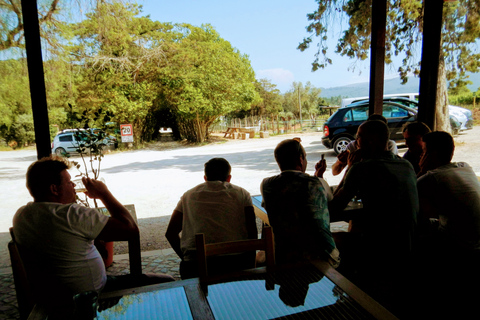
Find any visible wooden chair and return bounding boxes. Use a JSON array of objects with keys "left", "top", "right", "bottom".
[
  {"left": 8, "top": 228, "right": 35, "bottom": 320},
  {"left": 195, "top": 226, "right": 275, "bottom": 282},
  {"left": 96, "top": 204, "right": 142, "bottom": 275}
]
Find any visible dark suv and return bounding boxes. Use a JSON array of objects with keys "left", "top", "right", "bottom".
[{"left": 321, "top": 101, "right": 417, "bottom": 154}]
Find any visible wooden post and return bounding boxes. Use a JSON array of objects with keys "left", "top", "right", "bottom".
[
  {"left": 21, "top": 0, "right": 51, "bottom": 159},
  {"left": 369, "top": 0, "right": 387, "bottom": 116}
]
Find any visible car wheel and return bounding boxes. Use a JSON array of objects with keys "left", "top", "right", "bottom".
[
  {"left": 333, "top": 137, "right": 352, "bottom": 155},
  {"left": 55, "top": 147, "right": 66, "bottom": 156}
]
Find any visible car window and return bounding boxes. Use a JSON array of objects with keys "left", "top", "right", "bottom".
[
  {"left": 350, "top": 107, "right": 369, "bottom": 121},
  {"left": 383, "top": 106, "right": 408, "bottom": 118},
  {"left": 342, "top": 109, "right": 353, "bottom": 122},
  {"left": 59, "top": 135, "right": 73, "bottom": 142}
]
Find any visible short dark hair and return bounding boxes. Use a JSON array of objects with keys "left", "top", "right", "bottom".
[
  {"left": 204, "top": 158, "right": 231, "bottom": 181},
  {"left": 274, "top": 139, "right": 305, "bottom": 171},
  {"left": 403, "top": 121, "right": 431, "bottom": 136},
  {"left": 422, "top": 131, "right": 454, "bottom": 164},
  {"left": 26, "top": 156, "right": 72, "bottom": 199},
  {"left": 367, "top": 113, "right": 388, "bottom": 124},
  {"left": 358, "top": 120, "right": 389, "bottom": 151}
]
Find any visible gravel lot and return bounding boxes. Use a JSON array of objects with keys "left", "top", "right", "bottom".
[{"left": 1, "top": 127, "right": 479, "bottom": 255}]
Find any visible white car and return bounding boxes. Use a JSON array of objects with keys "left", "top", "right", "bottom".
[
  {"left": 449, "top": 105, "right": 474, "bottom": 130},
  {"left": 51, "top": 129, "right": 117, "bottom": 156}
]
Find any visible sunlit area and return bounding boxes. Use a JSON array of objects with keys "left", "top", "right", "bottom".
[{"left": 1, "top": 1, "right": 480, "bottom": 319}]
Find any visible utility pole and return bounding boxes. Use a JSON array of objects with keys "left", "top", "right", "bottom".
[{"left": 298, "top": 85, "right": 302, "bottom": 131}]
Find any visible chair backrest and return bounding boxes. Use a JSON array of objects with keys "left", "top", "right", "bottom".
[
  {"left": 97, "top": 204, "right": 142, "bottom": 275},
  {"left": 195, "top": 226, "right": 275, "bottom": 281},
  {"left": 8, "top": 227, "right": 36, "bottom": 320}
]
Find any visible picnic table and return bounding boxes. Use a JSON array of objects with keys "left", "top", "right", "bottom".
[
  {"left": 223, "top": 127, "right": 256, "bottom": 139},
  {"left": 223, "top": 127, "right": 241, "bottom": 138}
]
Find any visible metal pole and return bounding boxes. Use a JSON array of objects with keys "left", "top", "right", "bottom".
[{"left": 21, "top": 0, "right": 51, "bottom": 159}]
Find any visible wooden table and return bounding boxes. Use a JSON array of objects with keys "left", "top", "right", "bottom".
[
  {"left": 223, "top": 127, "right": 241, "bottom": 138},
  {"left": 92, "top": 260, "right": 397, "bottom": 320}
]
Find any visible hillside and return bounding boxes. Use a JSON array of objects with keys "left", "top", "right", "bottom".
[{"left": 320, "top": 73, "right": 480, "bottom": 98}]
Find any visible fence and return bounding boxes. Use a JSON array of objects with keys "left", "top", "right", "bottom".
[{"left": 210, "top": 116, "right": 326, "bottom": 136}]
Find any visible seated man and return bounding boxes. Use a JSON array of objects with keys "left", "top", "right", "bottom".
[
  {"left": 402, "top": 121, "right": 431, "bottom": 174},
  {"left": 417, "top": 131, "right": 480, "bottom": 253},
  {"left": 416, "top": 131, "right": 480, "bottom": 318},
  {"left": 260, "top": 139, "right": 339, "bottom": 267},
  {"left": 332, "top": 114, "right": 398, "bottom": 176},
  {"left": 330, "top": 120, "right": 418, "bottom": 278},
  {"left": 12, "top": 156, "right": 173, "bottom": 314},
  {"left": 166, "top": 158, "right": 258, "bottom": 279}
]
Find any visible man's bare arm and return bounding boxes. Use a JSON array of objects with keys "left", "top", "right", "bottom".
[
  {"left": 83, "top": 177, "right": 138, "bottom": 241},
  {"left": 332, "top": 151, "right": 349, "bottom": 176},
  {"left": 165, "top": 210, "right": 184, "bottom": 259}
]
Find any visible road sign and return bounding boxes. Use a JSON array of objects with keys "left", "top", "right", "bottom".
[{"left": 120, "top": 124, "right": 134, "bottom": 143}]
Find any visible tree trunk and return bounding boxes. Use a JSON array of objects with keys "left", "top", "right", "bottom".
[{"left": 435, "top": 56, "right": 451, "bottom": 133}]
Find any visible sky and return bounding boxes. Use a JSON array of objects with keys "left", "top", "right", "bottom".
[{"left": 139, "top": 0, "right": 404, "bottom": 93}]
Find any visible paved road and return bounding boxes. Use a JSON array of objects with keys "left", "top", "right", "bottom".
[{"left": 1, "top": 127, "right": 479, "bottom": 233}]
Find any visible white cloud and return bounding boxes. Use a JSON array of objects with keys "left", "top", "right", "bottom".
[{"left": 256, "top": 68, "right": 295, "bottom": 91}]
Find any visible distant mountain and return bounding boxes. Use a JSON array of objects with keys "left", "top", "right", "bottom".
[{"left": 320, "top": 72, "right": 480, "bottom": 98}]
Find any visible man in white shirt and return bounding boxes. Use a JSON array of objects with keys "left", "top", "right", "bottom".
[
  {"left": 13, "top": 156, "right": 173, "bottom": 315},
  {"left": 166, "top": 158, "right": 258, "bottom": 279}
]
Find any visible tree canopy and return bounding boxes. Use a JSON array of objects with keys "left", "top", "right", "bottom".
[{"left": 298, "top": 0, "right": 480, "bottom": 131}]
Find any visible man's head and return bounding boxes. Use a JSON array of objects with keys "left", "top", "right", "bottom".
[
  {"left": 367, "top": 113, "right": 388, "bottom": 124},
  {"left": 274, "top": 139, "right": 307, "bottom": 172},
  {"left": 204, "top": 158, "right": 232, "bottom": 182},
  {"left": 26, "top": 156, "right": 76, "bottom": 203},
  {"left": 421, "top": 131, "right": 454, "bottom": 166},
  {"left": 403, "top": 122, "right": 431, "bottom": 154},
  {"left": 356, "top": 120, "right": 389, "bottom": 154}
]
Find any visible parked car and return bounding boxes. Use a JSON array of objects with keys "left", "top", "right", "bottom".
[
  {"left": 322, "top": 101, "right": 417, "bottom": 154},
  {"left": 51, "top": 128, "right": 117, "bottom": 156},
  {"left": 347, "top": 96, "right": 473, "bottom": 131}
]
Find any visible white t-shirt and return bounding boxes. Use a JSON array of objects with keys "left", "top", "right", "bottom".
[
  {"left": 13, "top": 202, "right": 109, "bottom": 293},
  {"left": 175, "top": 181, "right": 253, "bottom": 261}
]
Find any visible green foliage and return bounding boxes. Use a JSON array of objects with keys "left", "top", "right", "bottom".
[
  {"left": 322, "top": 95, "right": 344, "bottom": 106},
  {"left": 1, "top": 1, "right": 261, "bottom": 145},
  {"left": 299, "top": 0, "right": 480, "bottom": 85},
  {"left": 282, "top": 82, "right": 325, "bottom": 123},
  {"left": 158, "top": 24, "right": 260, "bottom": 142},
  {"left": 253, "top": 79, "right": 283, "bottom": 116}
]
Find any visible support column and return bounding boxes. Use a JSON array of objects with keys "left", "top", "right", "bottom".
[
  {"left": 369, "top": 0, "right": 387, "bottom": 116},
  {"left": 21, "top": 0, "right": 51, "bottom": 159}
]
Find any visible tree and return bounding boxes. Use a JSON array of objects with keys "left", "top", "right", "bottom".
[
  {"left": 298, "top": 0, "right": 480, "bottom": 132},
  {"left": 252, "top": 79, "right": 282, "bottom": 116},
  {"left": 0, "top": 0, "right": 61, "bottom": 52},
  {"left": 158, "top": 24, "right": 260, "bottom": 142},
  {"left": 283, "top": 81, "right": 324, "bottom": 124},
  {"left": 67, "top": 2, "right": 169, "bottom": 142}
]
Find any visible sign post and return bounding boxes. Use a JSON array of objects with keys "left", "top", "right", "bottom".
[{"left": 120, "top": 124, "right": 134, "bottom": 143}]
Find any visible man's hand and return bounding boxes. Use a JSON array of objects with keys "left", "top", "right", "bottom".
[
  {"left": 347, "top": 149, "right": 363, "bottom": 167},
  {"left": 83, "top": 177, "right": 110, "bottom": 200},
  {"left": 314, "top": 159, "right": 327, "bottom": 178},
  {"left": 337, "top": 150, "right": 349, "bottom": 164}
]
